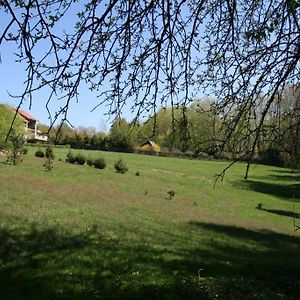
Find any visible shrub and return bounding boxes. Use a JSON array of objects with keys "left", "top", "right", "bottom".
[
  {"left": 66, "top": 151, "right": 75, "bottom": 164},
  {"left": 7, "top": 131, "right": 25, "bottom": 165},
  {"left": 114, "top": 158, "right": 128, "bottom": 174},
  {"left": 87, "top": 157, "right": 94, "bottom": 166},
  {"left": 167, "top": 190, "right": 175, "bottom": 200},
  {"left": 45, "top": 146, "right": 55, "bottom": 160},
  {"left": 135, "top": 171, "right": 140, "bottom": 176},
  {"left": 75, "top": 153, "right": 86, "bottom": 165},
  {"left": 35, "top": 149, "right": 45, "bottom": 158},
  {"left": 93, "top": 157, "right": 106, "bottom": 169},
  {"left": 44, "top": 146, "right": 54, "bottom": 171},
  {"left": 23, "top": 148, "right": 28, "bottom": 155},
  {"left": 258, "top": 148, "right": 284, "bottom": 167}
]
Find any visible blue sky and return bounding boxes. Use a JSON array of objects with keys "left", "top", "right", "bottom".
[
  {"left": 0, "top": 3, "right": 135, "bottom": 132},
  {"left": 0, "top": 2, "right": 206, "bottom": 132},
  {"left": 0, "top": 39, "right": 130, "bottom": 132}
]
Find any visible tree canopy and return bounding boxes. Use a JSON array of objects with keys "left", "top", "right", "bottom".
[
  {"left": 0, "top": 104, "right": 24, "bottom": 149},
  {"left": 1, "top": 0, "right": 300, "bottom": 168}
]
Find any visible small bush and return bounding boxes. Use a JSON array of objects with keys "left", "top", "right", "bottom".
[
  {"left": 114, "top": 158, "right": 128, "bottom": 174},
  {"left": 35, "top": 149, "right": 45, "bottom": 158},
  {"left": 87, "top": 157, "right": 94, "bottom": 166},
  {"left": 45, "top": 146, "right": 55, "bottom": 160},
  {"left": 66, "top": 151, "right": 75, "bottom": 164},
  {"left": 23, "top": 148, "right": 28, "bottom": 155},
  {"left": 167, "top": 190, "right": 175, "bottom": 199},
  {"left": 44, "top": 146, "right": 54, "bottom": 171},
  {"left": 7, "top": 131, "right": 25, "bottom": 165},
  {"left": 93, "top": 157, "right": 106, "bottom": 169},
  {"left": 75, "top": 153, "right": 86, "bottom": 165},
  {"left": 135, "top": 171, "right": 140, "bottom": 176}
]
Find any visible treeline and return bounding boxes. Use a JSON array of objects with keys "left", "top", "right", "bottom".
[
  {"left": 37, "top": 99, "right": 220, "bottom": 155},
  {"left": 36, "top": 91, "right": 299, "bottom": 168}
]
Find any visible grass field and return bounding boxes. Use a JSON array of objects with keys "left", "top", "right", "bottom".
[{"left": 0, "top": 146, "right": 299, "bottom": 299}]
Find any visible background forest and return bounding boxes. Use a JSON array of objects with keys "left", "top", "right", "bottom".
[{"left": 29, "top": 85, "right": 300, "bottom": 169}]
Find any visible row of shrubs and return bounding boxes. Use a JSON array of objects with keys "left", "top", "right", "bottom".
[{"left": 66, "top": 151, "right": 128, "bottom": 173}]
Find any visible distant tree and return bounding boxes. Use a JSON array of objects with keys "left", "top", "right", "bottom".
[
  {"left": 0, "top": 104, "right": 24, "bottom": 150},
  {"left": 109, "top": 118, "right": 134, "bottom": 152}
]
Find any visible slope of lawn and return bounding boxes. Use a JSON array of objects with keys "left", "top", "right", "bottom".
[{"left": 0, "top": 146, "right": 299, "bottom": 299}]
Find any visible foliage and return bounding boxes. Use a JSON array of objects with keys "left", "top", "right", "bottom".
[
  {"left": 93, "top": 157, "right": 106, "bottom": 169},
  {"left": 114, "top": 158, "right": 128, "bottom": 174},
  {"left": 66, "top": 151, "right": 76, "bottom": 164},
  {"left": 35, "top": 149, "right": 45, "bottom": 158},
  {"left": 258, "top": 148, "right": 284, "bottom": 167},
  {"left": 23, "top": 148, "right": 28, "bottom": 155},
  {"left": 44, "top": 146, "right": 55, "bottom": 171},
  {"left": 2, "top": 1, "right": 300, "bottom": 170},
  {"left": 86, "top": 157, "right": 94, "bottom": 166},
  {"left": 0, "top": 104, "right": 24, "bottom": 150},
  {"left": 109, "top": 118, "right": 134, "bottom": 153},
  {"left": 167, "top": 190, "right": 175, "bottom": 200},
  {"left": 75, "top": 153, "right": 86, "bottom": 165},
  {"left": 45, "top": 146, "right": 55, "bottom": 160},
  {"left": 6, "top": 130, "right": 25, "bottom": 166}
]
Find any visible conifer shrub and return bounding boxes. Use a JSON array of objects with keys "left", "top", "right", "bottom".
[
  {"left": 93, "top": 157, "right": 106, "bottom": 169},
  {"left": 66, "top": 151, "right": 75, "bottom": 164},
  {"left": 7, "top": 131, "right": 25, "bottom": 165},
  {"left": 35, "top": 149, "right": 45, "bottom": 158},
  {"left": 44, "top": 146, "right": 54, "bottom": 171},
  {"left": 114, "top": 158, "right": 128, "bottom": 174},
  {"left": 45, "top": 146, "right": 55, "bottom": 160},
  {"left": 87, "top": 157, "right": 94, "bottom": 166},
  {"left": 75, "top": 153, "right": 86, "bottom": 165}
]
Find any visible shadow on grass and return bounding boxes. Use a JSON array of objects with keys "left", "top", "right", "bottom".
[
  {"left": 188, "top": 221, "right": 300, "bottom": 297},
  {"left": 256, "top": 206, "right": 300, "bottom": 219},
  {"left": 270, "top": 169, "right": 300, "bottom": 175},
  {"left": 0, "top": 220, "right": 299, "bottom": 299},
  {"left": 268, "top": 174, "right": 300, "bottom": 182},
  {"left": 237, "top": 179, "right": 300, "bottom": 201}
]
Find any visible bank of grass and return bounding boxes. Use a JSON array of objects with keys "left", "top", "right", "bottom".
[{"left": 0, "top": 146, "right": 299, "bottom": 299}]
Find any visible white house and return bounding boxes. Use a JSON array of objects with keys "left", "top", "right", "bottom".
[{"left": 13, "top": 107, "right": 48, "bottom": 142}]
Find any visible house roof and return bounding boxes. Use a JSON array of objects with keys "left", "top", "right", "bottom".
[
  {"left": 141, "top": 140, "right": 156, "bottom": 147},
  {"left": 13, "top": 107, "right": 37, "bottom": 121}
]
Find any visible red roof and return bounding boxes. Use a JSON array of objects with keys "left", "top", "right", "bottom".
[{"left": 13, "top": 107, "right": 37, "bottom": 121}]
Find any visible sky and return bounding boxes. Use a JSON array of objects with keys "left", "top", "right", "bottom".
[
  {"left": 0, "top": 43, "right": 113, "bottom": 132},
  {"left": 0, "top": 2, "right": 206, "bottom": 132},
  {"left": 0, "top": 2, "right": 137, "bottom": 132}
]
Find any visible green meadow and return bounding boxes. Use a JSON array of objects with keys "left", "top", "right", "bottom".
[{"left": 0, "top": 147, "right": 299, "bottom": 299}]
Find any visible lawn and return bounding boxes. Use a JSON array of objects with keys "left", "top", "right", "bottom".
[{"left": 0, "top": 146, "right": 299, "bottom": 299}]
